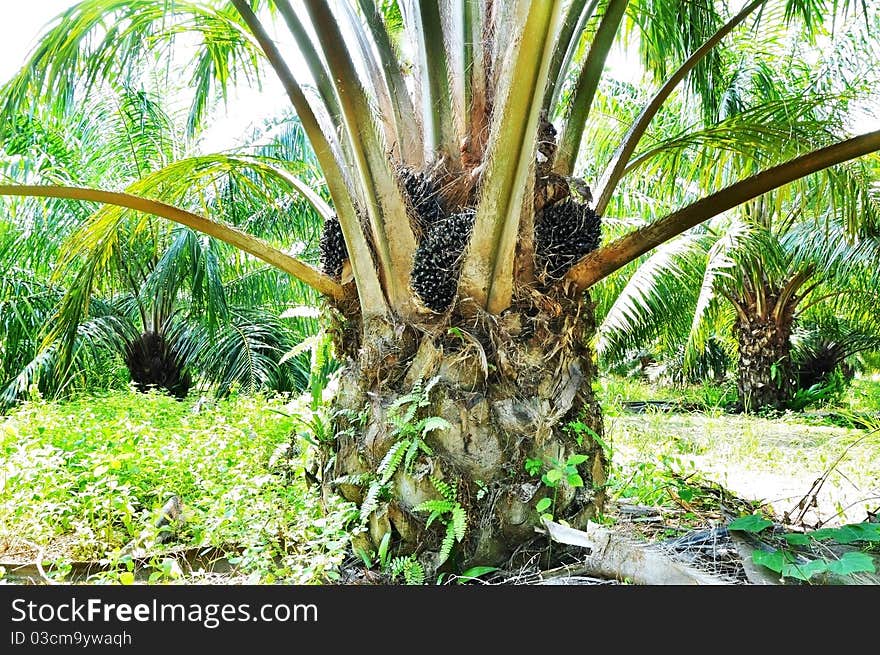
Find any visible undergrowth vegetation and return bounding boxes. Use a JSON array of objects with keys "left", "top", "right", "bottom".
[
  {"left": 600, "top": 375, "right": 880, "bottom": 527},
  {"left": 0, "top": 390, "right": 354, "bottom": 583},
  {"left": 2, "top": 375, "right": 878, "bottom": 584}
]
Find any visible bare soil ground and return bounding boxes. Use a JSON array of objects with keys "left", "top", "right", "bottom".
[{"left": 609, "top": 411, "right": 879, "bottom": 527}]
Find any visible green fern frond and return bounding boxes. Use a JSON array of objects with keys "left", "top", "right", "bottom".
[
  {"left": 418, "top": 416, "right": 451, "bottom": 435},
  {"left": 377, "top": 439, "right": 409, "bottom": 483},
  {"left": 389, "top": 555, "right": 425, "bottom": 585},
  {"left": 438, "top": 522, "right": 457, "bottom": 566},
  {"left": 414, "top": 499, "right": 456, "bottom": 514},
  {"left": 419, "top": 376, "right": 441, "bottom": 406},
  {"left": 398, "top": 399, "right": 421, "bottom": 427},
  {"left": 331, "top": 472, "right": 372, "bottom": 487},
  {"left": 452, "top": 506, "right": 467, "bottom": 541},
  {"left": 389, "top": 555, "right": 408, "bottom": 577},
  {"left": 388, "top": 379, "right": 423, "bottom": 411},
  {"left": 387, "top": 392, "right": 419, "bottom": 412},
  {"left": 425, "top": 510, "right": 444, "bottom": 529},
  {"left": 403, "top": 435, "right": 435, "bottom": 473},
  {"left": 359, "top": 481, "right": 384, "bottom": 525},
  {"left": 431, "top": 477, "right": 456, "bottom": 503},
  {"left": 404, "top": 437, "right": 422, "bottom": 473},
  {"left": 403, "top": 560, "right": 425, "bottom": 585}
]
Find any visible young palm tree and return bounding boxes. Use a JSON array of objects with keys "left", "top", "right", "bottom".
[
  {"left": 2, "top": 0, "right": 879, "bottom": 567},
  {"left": 598, "top": 208, "right": 880, "bottom": 410},
  {"left": 0, "top": 88, "right": 327, "bottom": 403}
]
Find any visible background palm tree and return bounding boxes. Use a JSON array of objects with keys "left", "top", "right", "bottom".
[
  {"left": 1, "top": 0, "right": 879, "bottom": 569},
  {"left": 595, "top": 16, "right": 880, "bottom": 411},
  {"left": 1, "top": 86, "right": 329, "bottom": 403},
  {"left": 597, "top": 208, "right": 880, "bottom": 409}
]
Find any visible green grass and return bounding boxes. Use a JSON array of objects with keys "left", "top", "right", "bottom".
[
  {"left": 835, "top": 375, "right": 880, "bottom": 414},
  {"left": 0, "top": 389, "right": 353, "bottom": 583},
  {"left": 597, "top": 375, "right": 737, "bottom": 414}
]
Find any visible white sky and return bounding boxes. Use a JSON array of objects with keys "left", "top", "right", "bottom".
[
  {"left": 0, "top": 2, "right": 289, "bottom": 152},
  {"left": 0, "top": 3, "right": 638, "bottom": 152},
  {"left": 0, "top": 1, "right": 77, "bottom": 85}
]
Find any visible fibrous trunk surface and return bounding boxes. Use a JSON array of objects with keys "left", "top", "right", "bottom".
[
  {"left": 326, "top": 292, "right": 606, "bottom": 570},
  {"left": 735, "top": 305, "right": 793, "bottom": 412}
]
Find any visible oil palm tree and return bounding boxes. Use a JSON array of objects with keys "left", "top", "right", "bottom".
[
  {"left": 598, "top": 209, "right": 880, "bottom": 410},
  {"left": 1, "top": 87, "right": 327, "bottom": 403},
  {"left": 1, "top": 0, "right": 879, "bottom": 568},
  {"left": 596, "top": 16, "right": 880, "bottom": 411}
]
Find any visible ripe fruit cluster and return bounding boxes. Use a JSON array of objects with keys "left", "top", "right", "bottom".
[
  {"left": 399, "top": 168, "right": 445, "bottom": 238},
  {"left": 410, "top": 210, "right": 475, "bottom": 312},
  {"left": 319, "top": 215, "right": 347, "bottom": 280},
  {"left": 534, "top": 199, "right": 601, "bottom": 280},
  {"left": 320, "top": 158, "right": 601, "bottom": 308}
]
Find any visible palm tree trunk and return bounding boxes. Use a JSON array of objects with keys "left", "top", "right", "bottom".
[
  {"left": 124, "top": 331, "right": 192, "bottom": 399},
  {"left": 327, "top": 293, "right": 606, "bottom": 569},
  {"left": 734, "top": 297, "right": 794, "bottom": 412}
]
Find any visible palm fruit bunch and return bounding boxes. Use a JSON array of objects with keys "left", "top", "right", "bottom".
[
  {"left": 398, "top": 167, "right": 446, "bottom": 239},
  {"left": 410, "top": 209, "right": 475, "bottom": 312},
  {"left": 534, "top": 199, "right": 601, "bottom": 279},
  {"left": 319, "top": 215, "right": 348, "bottom": 279}
]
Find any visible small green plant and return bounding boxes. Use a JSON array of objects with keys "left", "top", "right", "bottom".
[
  {"left": 524, "top": 457, "right": 543, "bottom": 476},
  {"left": 278, "top": 327, "right": 335, "bottom": 413},
  {"left": 786, "top": 375, "right": 848, "bottom": 411},
  {"left": 146, "top": 557, "right": 184, "bottom": 583},
  {"left": 278, "top": 332, "right": 339, "bottom": 485},
  {"left": 527, "top": 453, "right": 589, "bottom": 520},
  {"left": 355, "top": 474, "right": 466, "bottom": 579},
  {"left": 456, "top": 565, "right": 499, "bottom": 584},
  {"left": 729, "top": 514, "right": 879, "bottom": 582},
  {"left": 769, "top": 361, "right": 784, "bottom": 387},
  {"left": 525, "top": 452, "right": 589, "bottom": 567},
  {"left": 690, "top": 381, "right": 737, "bottom": 413},
  {"left": 414, "top": 477, "right": 467, "bottom": 566},
  {"left": 387, "top": 555, "right": 426, "bottom": 584},
  {"left": 565, "top": 420, "right": 609, "bottom": 454},
  {"left": 610, "top": 454, "right": 704, "bottom": 510},
  {"left": 387, "top": 378, "right": 449, "bottom": 451},
  {"left": 354, "top": 527, "right": 426, "bottom": 584}
]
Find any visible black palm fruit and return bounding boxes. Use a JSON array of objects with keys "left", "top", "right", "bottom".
[
  {"left": 319, "top": 215, "right": 348, "bottom": 279},
  {"left": 398, "top": 168, "right": 446, "bottom": 239},
  {"left": 410, "top": 210, "right": 475, "bottom": 312},
  {"left": 534, "top": 200, "right": 601, "bottom": 279}
]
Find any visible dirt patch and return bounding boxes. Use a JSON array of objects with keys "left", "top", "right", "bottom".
[{"left": 610, "top": 412, "right": 880, "bottom": 526}]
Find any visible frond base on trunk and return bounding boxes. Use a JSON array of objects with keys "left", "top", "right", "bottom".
[{"left": 124, "top": 331, "right": 191, "bottom": 400}]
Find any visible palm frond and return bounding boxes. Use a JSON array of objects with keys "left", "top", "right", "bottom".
[
  {"left": 597, "top": 231, "right": 713, "bottom": 363},
  {"left": 170, "top": 307, "right": 296, "bottom": 397},
  {"left": 460, "top": 0, "right": 565, "bottom": 313},
  {"left": 0, "top": 0, "right": 263, "bottom": 139}
]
